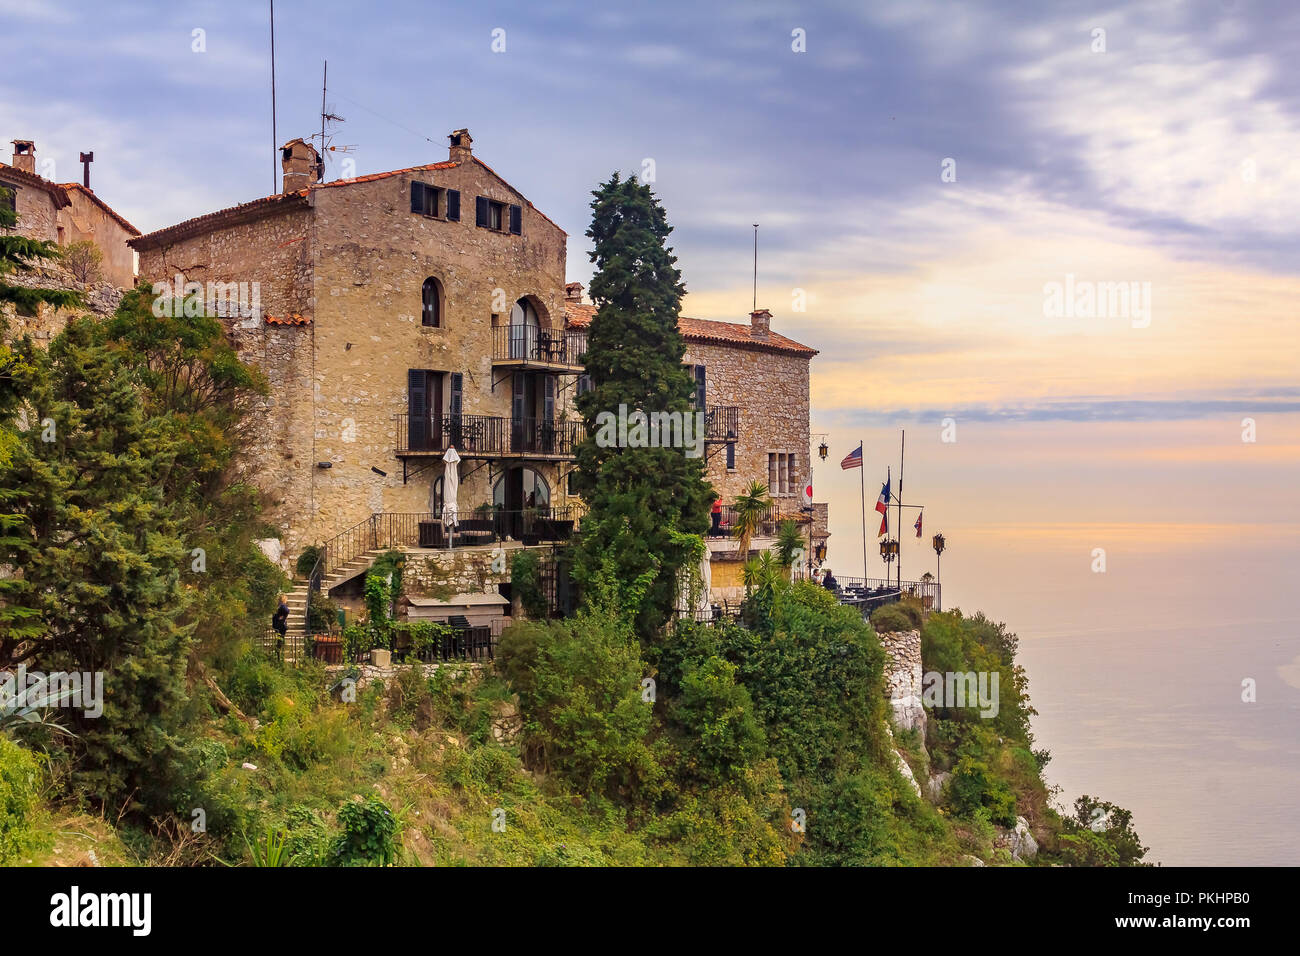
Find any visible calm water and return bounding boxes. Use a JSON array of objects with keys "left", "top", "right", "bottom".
[{"left": 941, "top": 531, "right": 1300, "bottom": 866}]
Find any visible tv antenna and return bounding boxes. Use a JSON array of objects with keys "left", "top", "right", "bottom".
[{"left": 313, "top": 60, "right": 354, "bottom": 179}]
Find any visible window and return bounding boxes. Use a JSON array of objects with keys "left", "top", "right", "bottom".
[
  {"left": 690, "top": 365, "right": 706, "bottom": 409},
  {"left": 410, "top": 181, "right": 443, "bottom": 217},
  {"left": 768, "top": 452, "right": 798, "bottom": 495},
  {"left": 508, "top": 298, "right": 540, "bottom": 358},
  {"left": 726, "top": 442, "right": 735, "bottom": 470},
  {"left": 577, "top": 374, "right": 592, "bottom": 396},
  {"left": 475, "top": 196, "right": 520, "bottom": 234},
  {"left": 421, "top": 277, "right": 443, "bottom": 327},
  {"left": 0, "top": 183, "right": 15, "bottom": 221}
]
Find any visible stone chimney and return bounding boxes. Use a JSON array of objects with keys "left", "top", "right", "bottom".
[
  {"left": 280, "top": 138, "right": 322, "bottom": 194},
  {"left": 448, "top": 129, "right": 473, "bottom": 163},
  {"left": 11, "top": 140, "right": 35, "bottom": 174},
  {"left": 750, "top": 308, "right": 772, "bottom": 338},
  {"left": 564, "top": 282, "right": 584, "bottom": 303}
]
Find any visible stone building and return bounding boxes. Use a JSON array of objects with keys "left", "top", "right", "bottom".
[
  {"left": 564, "top": 289, "right": 829, "bottom": 600},
  {"left": 0, "top": 139, "right": 139, "bottom": 288},
  {"left": 130, "top": 131, "right": 582, "bottom": 578},
  {"left": 1, "top": 139, "right": 140, "bottom": 340}
]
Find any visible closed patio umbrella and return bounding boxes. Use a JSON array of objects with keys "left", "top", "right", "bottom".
[{"left": 442, "top": 445, "right": 461, "bottom": 549}]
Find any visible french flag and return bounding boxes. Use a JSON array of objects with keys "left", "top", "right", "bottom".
[{"left": 876, "top": 472, "right": 891, "bottom": 536}]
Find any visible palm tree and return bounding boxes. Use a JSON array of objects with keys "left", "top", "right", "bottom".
[
  {"left": 731, "top": 481, "right": 770, "bottom": 562},
  {"left": 774, "top": 519, "right": 805, "bottom": 576}
]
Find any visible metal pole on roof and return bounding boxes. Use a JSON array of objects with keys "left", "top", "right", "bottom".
[
  {"left": 270, "top": 0, "right": 278, "bottom": 194},
  {"left": 752, "top": 223, "right": 758, "bottom": 313}
]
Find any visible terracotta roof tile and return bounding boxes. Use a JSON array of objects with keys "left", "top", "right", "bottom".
[
  {"left": 58, "top": 182, "right": 141, "bottom": 236},
  {"left": 131, "top": 154, "right": 569, "bottom": 249},
  {"left": 265, "top": 313, "right": 312, "bottom": 326},
  {"left": 564, "top": 302, "right": 817, "bottom": 357},
  {"left": 0, "top": 161, "right": 71, "bottom": 208}
]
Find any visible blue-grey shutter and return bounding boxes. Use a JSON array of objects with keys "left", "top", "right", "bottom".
[
  {"left": 410, "top": 181, "right": 424, "bottom": 214},
  {"left": 408, "top": 369, "right": 427, "bottom": 449},
  {"left": 475, "top": 196, "right": 489, "bottom": 227},
  {"left": 508, "top": 204, "right": 522, "bottom": 235},
  {"left": 449, "top": 373, "right": 463, "bottom": 419},
  {"left": 694, "top": 365, "right": 706, "bottom": 409},
  {"left": 446, "top": 189, "right": 460, "bottom": 221}
]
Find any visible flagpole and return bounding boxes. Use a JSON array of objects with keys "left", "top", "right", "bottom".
[
  {"left": 898, "top": 429, "right": 905, "bottom": 591},
  {"left": 859, "top": 441, "right": 867, "bottom": 581}
]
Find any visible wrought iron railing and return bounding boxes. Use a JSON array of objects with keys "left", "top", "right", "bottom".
[
  {"left": 394, "top": 413, "right": 585, "bottom": 457},
  {"left": 705, "top": 405, "right": 739, "bottom": 441},
  {"left": 491, "top": 325, "right": 587, "bottom": 367}
]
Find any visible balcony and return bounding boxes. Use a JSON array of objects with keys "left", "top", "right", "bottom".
[
  {"left": 491, "top": 325, "right": 587, "bottom": 371},
  {"left": 395, "top": 413, "right": 585, "bottom": 460},
  {"left": 705, "top": 405, "right": 739, "bottom": 442}
]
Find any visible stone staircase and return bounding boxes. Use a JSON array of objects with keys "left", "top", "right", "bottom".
[{"left": 285, "top": 548, "right": 389, "bottom": 640}]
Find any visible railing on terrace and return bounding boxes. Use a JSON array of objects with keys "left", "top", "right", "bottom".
[
  {"left": 394, "top": 413, "right": 585, "bottom": 457},
  {"left": 704, "top": 405, "right": 739, "bottom": 441},
  {"left": 793, "top": 574, "right": 942, "bottom": 614},
  {"left": 491, "top": 325, "right": 587, "bottom": 367},
  {"left": 708, "top": 503, "right": 808, "bottom": 540}
]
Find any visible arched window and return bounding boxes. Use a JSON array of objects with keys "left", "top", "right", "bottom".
[
  {"left": 493, "top": 468, "right": 550, "bottom": 510},
  {"left": 508, "top": 297, "right": 540, "bottom": 358},
  {"left": 421, "top": 277, "right": 442, "bottom": 328}
]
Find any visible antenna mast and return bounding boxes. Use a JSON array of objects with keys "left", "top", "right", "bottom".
[
  {"left": 270, "top": 0, "right": 277, "bottom": 193},
  {"left": 752, "top": 223, "right": 759, "bottom": 312}
]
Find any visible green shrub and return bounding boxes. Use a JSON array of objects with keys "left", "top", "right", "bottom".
[
  {"left": 668, "top": 656, "right": 765, "bottom": 783},
  {"left": 497, "top": 613, "right": 662, "bottom": 804},
  {"left": 0, "top": 737, "right": 45, "bottom": 864},
  {"left": 332, "top": 794, "right": 398, "bottom": 866},
  {"left": 871, "top": 600, "right": 919, "bottom": 633},
  {"left": 307, "top": 594, "right": 340, "bottom": 634},
  {"left": 511, "top": 549, "right": 547, "bottom": 619},
  {"left": 296, "top": 545, "right": 321, "bottom": 579}
]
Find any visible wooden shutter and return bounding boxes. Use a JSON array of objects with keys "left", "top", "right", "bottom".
[
  {"left": 410, "top": 182, "right": 424, "bottom": 214},
  {"left": 508, "top": 204, "right": 522, "bottom": 235},
  {"left": 694, "top": 365, "right": 707, "bottom": 410},
  {"left": 543, "top": 375, "right": 555, "bottom": 424},
  {"left": 449, "top": 372, "right": 463, "bottom": 419},
  {"left": 408, "top": 369, "right": 428, "bottom": 450},
  {"left": 446, "top": 189, "right": 460, "bottom": 221},
  {"left": 475, "top": 196, "right": 489, "bottom": 227},
  {"left": 726, "top": 443, "right": 735, "bottom": 469}
]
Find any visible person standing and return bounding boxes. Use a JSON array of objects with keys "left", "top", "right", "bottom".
[
  {"left": 710, "top": 498, "right": 723, "bottom": 536},
  {"left": 272, "top": 594, "right": 289, "bottom": 637}
]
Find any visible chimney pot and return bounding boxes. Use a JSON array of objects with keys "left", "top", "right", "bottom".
[
  {"left": 280, "top": 138, "right": 322, "bottom": 194},
  {"left": 750, "top": 308, "right": 772, "bottom": 337},
  {"left": 448, "top": 128, "right": 473, "bottom": 163},
  {"left": 11, "top": 140, "right": 35, "bottom": 174},
  {"left": 564, "top": 282, "right": 584, "bottom": 303}
]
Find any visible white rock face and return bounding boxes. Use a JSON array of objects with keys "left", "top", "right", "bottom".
[
  {"left": 893, "top": 749, "right": 922, "bottom": 798},
  {"left": 256, "top": 537, "right": 284, "bottom": 568},
  {"left": 927, "top": 770, "right": 951, "bottom": 804},
  {"left": 1010, "top": 816, "right": 1039, "bottom": 861}
]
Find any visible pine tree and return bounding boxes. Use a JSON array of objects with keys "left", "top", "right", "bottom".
[
  {"left": 573, "top": 173, "right": 713, "bottom": 642},
  {"left": 0, "top": 317, "right": 193, "bottom": 808}
]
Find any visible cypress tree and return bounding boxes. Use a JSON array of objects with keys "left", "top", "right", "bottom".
[{"left": 573, "top": 173, "right": 713, "bottom": 642}]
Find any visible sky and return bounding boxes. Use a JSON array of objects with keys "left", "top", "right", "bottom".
[{"left": 3, "top": 0, "right": 1298, "bottom": 576}]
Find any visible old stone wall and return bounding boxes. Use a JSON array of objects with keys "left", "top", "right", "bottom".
[
  {"left": 306, "top": 159, "right": 572, "bottom": 545},
  {"left": 683, "top": 339, "right": 811, "bottom": 506},
  {"left": 60, "top": 189, "right": 137, "bottom": 288},
  {"left": 402, "top": 544, "right": 513, "bottom": 599},
  {"left": 877, "top": 629, "right": 926, "bottom": 735},
  {"left": 136, "top": 204, "right": 319, "bottom": 556},
  {"left": 3, "top": 178, "right": 58, "bottom": 242}
]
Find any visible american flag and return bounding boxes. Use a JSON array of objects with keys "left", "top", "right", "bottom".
[{"left": 840, "top": 443, "right": 863, "bottom": 470}]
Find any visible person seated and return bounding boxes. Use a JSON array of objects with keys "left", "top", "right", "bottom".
[{"left": 822, "top": 569, "right": 839, "bottom": 591}]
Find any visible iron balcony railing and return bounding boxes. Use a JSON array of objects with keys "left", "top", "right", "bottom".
[
  {"left": 395, "top": 413, "right": 585, "bottom": 458},
  {"left": 794, "top": 574, "right": 942, "bottom": 614},
  {"left": 705, "top": 405, "right": 739, "bottom": 441},
  {"left": 491, "top": 325, "right": 587, "bottom": 368}
]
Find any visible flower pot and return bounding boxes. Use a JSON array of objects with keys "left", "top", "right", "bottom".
[{"left": 311, "top": 634, "right": 342, "bottom": 663}]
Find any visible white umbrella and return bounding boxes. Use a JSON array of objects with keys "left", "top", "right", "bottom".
[{"left": 441, "top": 446, "right": 461, "bottom": 547}]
